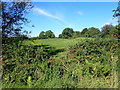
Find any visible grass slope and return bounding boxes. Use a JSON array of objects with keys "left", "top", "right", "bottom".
[
  {"left": 23, "top": 37, "right": 93, "bottom": 58},
  {"left": 23, "top": 37, "right": 93, "bottom": 49}
]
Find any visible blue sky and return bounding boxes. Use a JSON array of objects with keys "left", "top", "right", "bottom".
[{"left": 23, "top": 2, "right": 118, "bottom": 37}]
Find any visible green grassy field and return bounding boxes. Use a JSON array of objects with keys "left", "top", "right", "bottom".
[
  {"left": 23, "top": 37, "right": 93, "bottom": 49},
  {"left": 23, "top": 37, "right": 93, "bottom": 58}
]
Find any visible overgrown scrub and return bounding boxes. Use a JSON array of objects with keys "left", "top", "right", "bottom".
[
  {"left": 46, "top": 38, "right": 118, "bottom": 88},
  {"left": 67, "top": 38, "right": 118, "bottom": 77},
  {"left": 2, "top": 42, "right": 52, "bottom": 87},
  {"left": 2, "top": 38, "right": 118, "bottom": 88}
]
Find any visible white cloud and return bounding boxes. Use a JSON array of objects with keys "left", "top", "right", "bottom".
[
  {"left": 77, "top": 11, "right": 83, "bottom": 15},
  {"left": 33, "top": 7, "right": 62, "bottom": 21},
  {"left": 33, "top": 7, "right": 76, "bottom": 27}
]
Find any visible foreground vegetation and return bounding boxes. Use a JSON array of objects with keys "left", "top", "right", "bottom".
[
  {"left": 1, "top": 1, "right": 119, "bottom": 88},
  {"left": 2, "top": 37, "right": 119, "bottom": 88}
]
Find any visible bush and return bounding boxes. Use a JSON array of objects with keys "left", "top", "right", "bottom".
[
  {"left": 67, "top": 38, "right": 118, "bottom": 77},
  {"left": 2, "top": 38, "right": 118, "bottom": 88}
]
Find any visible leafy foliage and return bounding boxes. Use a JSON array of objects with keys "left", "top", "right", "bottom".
[
  {"left": 81, "top": 28, "right": 88, "bottom": 35},
  {"left": 72, "top": 31, "right": 81, "bottom": 38},
  {"left": 45, "top": 30, "right": 55, "bottom": 38},
  {"left": 61, "top": 28, "right": 74, "bottom": 39},
  {"left": 68, "top": 38, "right": 118, "bottom": 77},
  {"left": 1, "top": 1, "right": 119, "bottom": 88},
  {"left": 114, "top": 25, "right": 120, "bottom": 39},
  {"left": 109, "top": 27, "right": 119, "bottom": 38},
  {"left": 39, "top": 31, "right": 46, "bottom": 39},
  {"left": 2, "top": 38, "right": 118, "bottom": 88},
  {"left": 39, "top": 30, "right": 55, "bottom": 39},
  {"left": 2, "top": 43, "right": 51, "bottom": 86},
  {"left": 113, "top": 1, "right": 120, "bottom": 24},
  {"left": 101, "top": 24, "right": 114, "bottom": 37},
  {"left": 84, "top": 27, "right": 100, "bottom": 38},
  {"left": 2, "top": 2, "right": 33, "bottom": 38}
]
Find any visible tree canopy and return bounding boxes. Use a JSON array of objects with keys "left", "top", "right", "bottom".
[
  {"left": 85, "top": 27, "right": 100, "bottom": 38},
  {"left": 81, "top": 28, "right": 88, "bottom": 35},
  {"left": 72, "top": 31, "right": 81, "bottom": 38},
  {"left": 45, "top": 30, "right": 55, "bottom": 38},
  {"left": 61, "top": 28, "right": 74, "bottom": 39},
  {"left": 2, "top": 2, "right": 33, "bottom": 38},
  {"left": 39, "top": 31, "right": 46, "bottom": 39},
  {"left": 101, "top": 24, "right": 114, "bottom": 37},
  {"left": 39, "top": 30, "right": 55, "bottom": 39},
  {"left": 113, "top": 1, "right": 120, "bottom": 24}
]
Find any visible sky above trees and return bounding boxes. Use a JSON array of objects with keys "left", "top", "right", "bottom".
[{"left": 23, "top": 2, "right": 118, "bottom": 37}]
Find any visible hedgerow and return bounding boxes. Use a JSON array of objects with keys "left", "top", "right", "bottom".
[{"left": 2, "top": 38, "right": 118, "bottom": 88}]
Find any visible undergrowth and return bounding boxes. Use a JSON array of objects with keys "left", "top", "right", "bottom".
[{"left": 2, "top": 38, "right": 119, "bottom": 88}]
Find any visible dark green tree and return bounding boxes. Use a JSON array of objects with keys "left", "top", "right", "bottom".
[
  {"left": 58, "top": 34, "right": 62, "bottom": 38},
  {"left": 112, "top": 1, "right": 120, "bottom": 39},
  {"left": 109, "top": 25, "right": 120, "bottom": 39},
  {"left": 101, "top": 24, "right": 114, "bottom": 37},
  {"left": 85, "top": 27, "right": 100, "bottom": 38},
  {"left": 62, "top": 28, "right": 74, "bottom": 39},
  {"left": 115, "top": 25, "right": 120, "bottom": 39},
  {"left": 81, "top": 28, "right": 88, "bottom": 35},
  {"left": 109, "top": 27, "right": 119, "bottom": 38},
  {"left": 72, "top": 31, "right": 81, "bottom": 38},
  {"left": 113, "top": 1, "right": 120, "bottom": 24},
  {"left": 45, "top": 30, "right": 55, "bottom": 38},
  {"left": 2, "top": 2, "right": 33, "bottom": 38},
  {"left": 39, "top": 31, "right": 46, "bottom": 39}
]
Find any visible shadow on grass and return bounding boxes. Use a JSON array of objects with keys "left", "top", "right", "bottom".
[
  {"left": 48, "top": 48, "right": 65, "bottom": 56},
  {"left": 29, "top": 44, "right": 65, "bottom": 56}
]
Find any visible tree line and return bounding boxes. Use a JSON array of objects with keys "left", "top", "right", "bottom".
[
  {"left": 39, "top": 24, "right": 119, "bottom": 39},
  {"left": 1, "top": 1, "right": 119, "bottom": 42}
]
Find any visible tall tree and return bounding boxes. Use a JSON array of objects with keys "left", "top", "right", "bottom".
[
  {"left": 72, "top": 31, "right": 81, "bottom": 38},
  {"left": 81, "top": 28, "right": 88, "bottom": 35},
  {"left": 2, "top": 1, "right": 33, "bottom": 38},
  {"left": 113, "top": 1, "right": 120, "bottom": 24},
  {"left": 109, "top": 27, "right": 119, "bottom": 38},
  {"left": 58, "top": 34, "right": 62, "bottom": 38},
  {"left": 101, "top": 24, "right": 114, "bottom": 37},
  {"left": 85, "top": 27, "right": 100, "bottom": 37},
  {"left": 62, "top": 28, "right": 74, "bottom": 39},
  {"left": 39, "top": 31, "right": 46, "bottom": 39},
  {"left": 45, "top": 30, "right": 55, "bottom": 38}
]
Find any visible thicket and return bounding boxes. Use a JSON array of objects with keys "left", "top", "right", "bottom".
[{"left": 2, "top": 38, "right": 119, "bottom": 88}]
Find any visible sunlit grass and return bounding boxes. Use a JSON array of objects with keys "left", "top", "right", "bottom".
[{"left": 23, "top": 37, "right": 93, "bottom": 49}]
